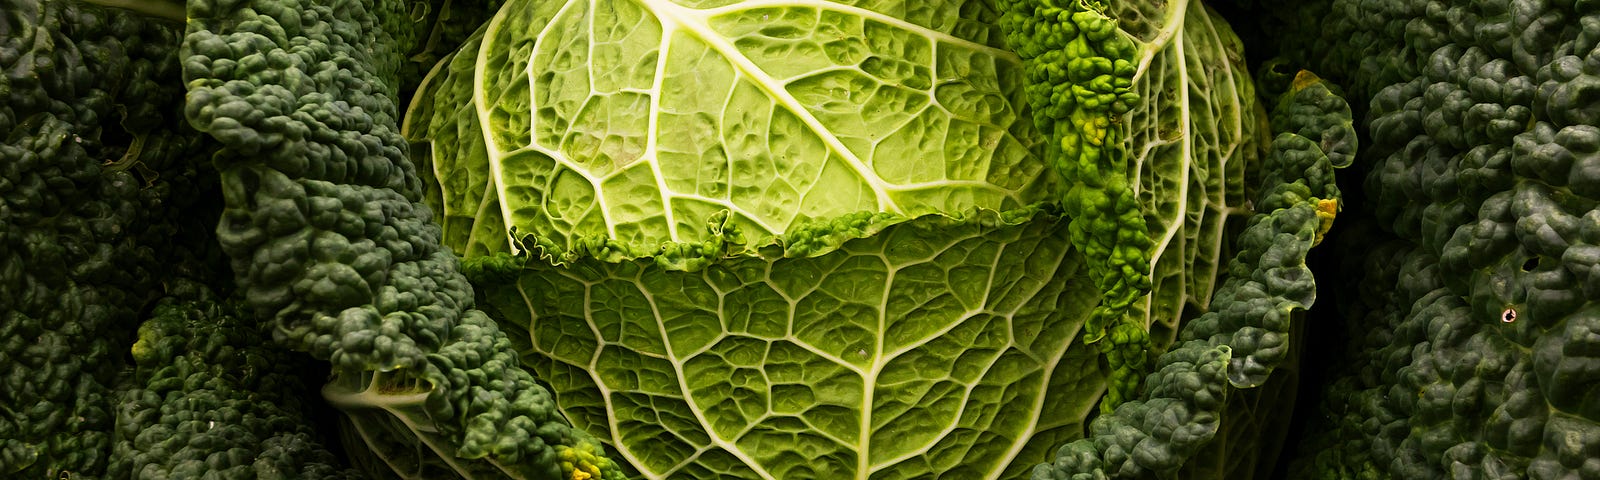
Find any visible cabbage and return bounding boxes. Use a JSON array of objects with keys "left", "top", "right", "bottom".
[{"left": 401, "top": 0, "right": 1261, "bottom": 477}]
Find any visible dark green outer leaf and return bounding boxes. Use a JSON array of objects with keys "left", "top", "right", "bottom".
[
  {"left": 0, "top": 1, "right": 198, "bottom": 477},
  {"left": 179, "top": 0, "right": 623, "bottom": 477},
  {"left": 112, "top": 285, "right": 362, "bottom": 480},
  {"left": 1250, "top": 0, "right": 1600, "bottom": 477}
]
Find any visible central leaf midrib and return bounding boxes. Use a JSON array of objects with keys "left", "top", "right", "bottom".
[{"left": 640, "top": 0, "right": 903, "bottom": 216}]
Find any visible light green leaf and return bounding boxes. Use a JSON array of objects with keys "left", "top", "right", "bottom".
[
  {"left": 481, "top": 208, "right": 1102, "bottom": 479},
  {"left": 404, "top": 0, "right": 1056, "bottom": 259},
  {"left": 1113, "top": 0, "right": 1259, "bottom": 353}
]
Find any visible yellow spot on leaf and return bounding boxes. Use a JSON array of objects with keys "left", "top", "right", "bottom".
[
  {"left": 1290, "top": 70, "right": 1324, "bottom": 93},
  {"left": 1314, "top": 198, "right": 1338, "bottom": 246}
]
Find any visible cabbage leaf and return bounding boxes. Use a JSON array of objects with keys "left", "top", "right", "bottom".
[{"left": 401, "top": 0, "right": 1264, "bottom": 478}]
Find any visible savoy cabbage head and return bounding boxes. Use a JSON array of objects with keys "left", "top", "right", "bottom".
[{"left": 401, "top": 0, "right": 1289, "bottom": 478}]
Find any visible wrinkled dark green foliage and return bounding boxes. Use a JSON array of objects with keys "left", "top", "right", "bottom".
[
  {"left": 1236, "top": 0, "right": 1600, "bottom": 477},
  {"left": 180, "top": 0, "right": 619, "bottom": 476},
  {"left": 396, "top": 0, "right": 507, "bottom": 104},
  {"left": 4, "top": 0, "right": 619, "bottom": 478},
  {"left": 0, "top": 0, "right": 207, "bottom": 476},
  {"left": 112, "top": 282, "right": 359, "bottom": 480}
]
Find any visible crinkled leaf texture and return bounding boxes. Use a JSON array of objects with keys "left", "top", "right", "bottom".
[
  {"left": 182, "top": 0, "right": 621, "bottom": 477},
  {"left": 482, "top": 207, "right": 1100, "bottom": 479},
  {"left": 402, "top": 0, "right": 1261, "bottom": 478},
  {"left": 1107, "top": 0, "right": 1259, "bottom": 352},
  {"left": 401, "top": 0, "right": 1057, "bottom": 259}
]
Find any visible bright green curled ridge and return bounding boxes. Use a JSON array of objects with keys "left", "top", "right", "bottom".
[
  {"left": 995, "top": 0, "right": 1147, "bottom": 356},
  {"left": 995, "top": 0, "right": 1152, "bottom": 412},
  {"left": 994, "top": 0, "right": 1261, "bottom": 411}
]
